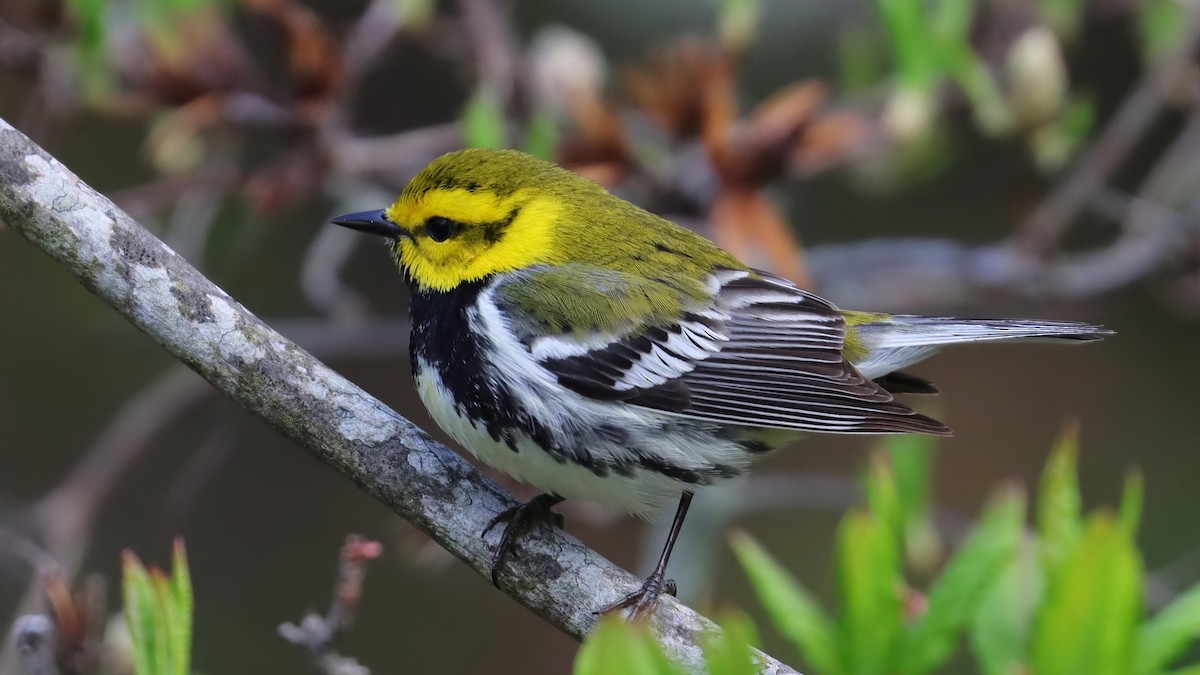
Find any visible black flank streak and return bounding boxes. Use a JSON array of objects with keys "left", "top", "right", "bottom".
[{"left": 596, "top": 424, "right": 630, "bottom": 444}]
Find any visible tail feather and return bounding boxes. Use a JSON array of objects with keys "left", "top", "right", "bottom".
[
  {"left": 874, "top": 371, "right": 940, "bottom": 395},
  {"left": 859, "top": 316, "right": 1113, "bottom": 348},
  {"left": 851, "top": 316, "right": 1113, "bottom": 379}
]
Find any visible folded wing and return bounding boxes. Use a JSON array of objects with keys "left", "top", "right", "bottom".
[{"left": 498, "top": 267, "right": 950, "bottom": 436}]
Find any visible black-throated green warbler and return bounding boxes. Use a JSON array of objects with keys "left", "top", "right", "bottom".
[{"left": 333, "top": 148, "right": 1111, "bottom": 616}]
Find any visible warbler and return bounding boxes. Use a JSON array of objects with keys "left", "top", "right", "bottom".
[{"left": 333, "top": 148, "right": 1111, "bottom": 615}]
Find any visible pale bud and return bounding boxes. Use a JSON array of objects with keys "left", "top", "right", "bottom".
[
  {"left": 99, "top": 613, "right": 135, "bottom": 675},
  {"left": 1006, "top": 26, "right": 1068, "bottom": 127},
  {"left": 528, "top": 26, "right": 608, "bottom": 115},
  {"left": 883, "top": 87, "right": 936, "bottom": 143}
]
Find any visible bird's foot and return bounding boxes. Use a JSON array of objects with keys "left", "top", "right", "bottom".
[
  {"left": 595, "top": 572, "right": 678, "bottom": 619},
  {"left": 482, "top": 493, "right": 564, "bottom": 587}
]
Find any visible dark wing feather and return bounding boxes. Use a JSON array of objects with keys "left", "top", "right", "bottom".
[
  {"left": 528, "top": 268, "right": 950, "bottom": 436},
  {"left": 874, "top": 371, "right": 940, "bottom": 395}
]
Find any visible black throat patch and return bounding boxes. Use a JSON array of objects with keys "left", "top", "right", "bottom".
[{"left": 408, "top": 277, "right": 528, "bottom": 449}]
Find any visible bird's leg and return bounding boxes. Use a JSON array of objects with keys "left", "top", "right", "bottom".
[
  {"left": 597, "top": 492, "right": 694, "bottom": 618},
  {"left": 482, "top": 493, "right": 565, "bottom": 587}
]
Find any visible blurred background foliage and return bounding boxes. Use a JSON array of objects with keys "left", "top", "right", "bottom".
[
  {"left": 2, "top": 0, "right": 1200, "bottom": 672},
  {"left": 581, "top": 434, "right": 1200, "bottom": 675}
]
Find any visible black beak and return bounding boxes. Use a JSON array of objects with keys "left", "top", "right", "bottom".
[{"left": 331, "top": 209, "right": 407, "bottom": 239}]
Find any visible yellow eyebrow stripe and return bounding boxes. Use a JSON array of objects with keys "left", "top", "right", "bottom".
[{"left": 387, "top": 188, "right": 523, "bottom": 227}]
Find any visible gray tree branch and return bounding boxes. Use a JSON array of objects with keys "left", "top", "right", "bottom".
[{"left": 0, "top": 118, "right": 799, "bottom": 673}]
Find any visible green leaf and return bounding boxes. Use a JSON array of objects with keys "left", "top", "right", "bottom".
[
  {"left": 875, "top": 0, "right": 941, "bottom": 91},
  {"left": 947, "top": 45, "right": 1011, "bottom": 136},
  {"left": 715, "top": 0, "right": 762, "bottom": 52},
  {"left": 926, "top": 0, "right": 1010, "bottom": 136},
  {"left": 389, "top": 0, "right": 435, "bottom": 27},
  {"left": 122, "top": 542, "right": 194, "bottom": 675},
  {"left": 899, "top": 487, "right": 1025, "bottom": 675},
  {"left": 1140, "top": 0, "right": 1187, "bottom": 60},
  {"left": 524, "top": 108, "right": 559, "bottom": 161},
  {"left": 64, "top": 0, "right": 114, "bottom": 98},
  {"left": 888, "top": 436, "right": 932, "bottom": 531},
  {"left": 575, "top": 617, "right": 683, "bottom": 675},
  {"left": 887, "top": 436, "right": 942, "bottom": 570},
  {"left": 703, "top": 614, "right": 760, "bottom": 675},
  {"left": 1040, "top": 0, "right": 1086, "bottom": 41},
  {"left": 66, "top": 0, "right": 108, "bottom": 57},
  {"left": 1030, "top": 513, "right": 1143, "bottom": 675},
  {"left": 838, "top": 24, "right": 887, "bottom": 94},
  {"left": 729, "top": 530, "right": 840, "bottom": 674},
  {"left": 970, "top": 546, "right": 1042, "bottom": 675},
  {"left": 170, "top": 538, "right": 193, "bottom": 675},
  {"left": 1032, "top": 95, "right": 1094, "bottom": 170},
  {"left": 1166, "top": 666, "right": 1200, "bottom": 675},
  {"left": 837, "top": 508, "right": 902, "bottom": 675},
  {"left": 1037, "top": 424, "right": 1083, "bottom": 579},
  {"left": 930, "top": 0, "right": 974, "bottom": 40},
  {"left": 149, "top": 569, "right": 173, "bottom": 674},
  {"left": 1120, "top": 470, "right": 1144, "bottom": 537},
  {"left": 865, "top": 451, "right": 902, "bottom": 545},
  {"left": 1135, "top": 581, "right": 1200, "bottom": 675},
  {"left": 123, "top": 551, "right": 158, "bottom": 675},
  {"left": 463, "top": 88, "right": 507, "bottom": 150}
]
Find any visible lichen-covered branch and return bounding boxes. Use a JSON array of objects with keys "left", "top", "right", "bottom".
[{"left": 0, "top": 118, "right": 799, "bottom": 674}]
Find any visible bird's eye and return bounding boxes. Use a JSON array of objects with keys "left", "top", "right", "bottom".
[{"left": 425, "top": 216, "right": 457, "bottom": 242}]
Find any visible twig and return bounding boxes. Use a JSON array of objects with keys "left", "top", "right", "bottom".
[
  {"left": 159, "top": 417, "right": 237, "bottom": 530},
  {"left": 162, "top": 136, "right": 240, "bottom": 265},
  {"left": 111, "top": 171, "right": 246, "bottom": 217},
  {"left": 0, "top": 530, "right": 59, "bottom": 574},
  {"left": 11, "top": 615, "right": 58, "bottom": 675},
  {"left": 457, "top": 0, "right": 520, "bottom": 102},
  {"left": 300, "top": 216, "right": 375, "bottom": 318},
  {"left": 279, "top": 535, "right": 381, "bottom": 675},
  {"left": 340, "top": 0, "right": 407, "bottom": 90},
  {"left": 0, "top": 117, "right": 800, "bottom": 674},
  {"left": 804, "top": 232, "right": 1189, "bottom": 310},
  {"left": 7, "top": 574, "right": 105, "bottom": 675},
  {"left": 328, "top": 123, "right": 462, "bottom": 176}
]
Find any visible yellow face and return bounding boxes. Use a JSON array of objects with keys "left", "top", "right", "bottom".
[{"left": 385, "top": 187, "right": 565, "bottom": 292}]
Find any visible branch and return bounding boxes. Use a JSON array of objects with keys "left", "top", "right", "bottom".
[
  {"left": 279, "top": 535, "right": 382, "bottom": 675},
  {"left": 0, "top": 118, "right": 799, "bottom": 674}
]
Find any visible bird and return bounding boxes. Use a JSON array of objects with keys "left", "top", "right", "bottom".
[{"left": 331, "top": 147, "right": 1112, "bottom": 616}]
